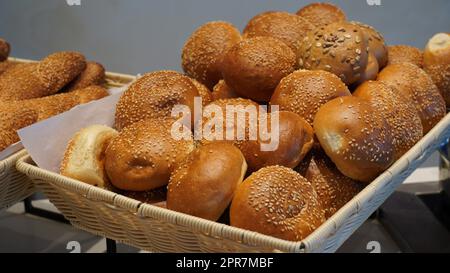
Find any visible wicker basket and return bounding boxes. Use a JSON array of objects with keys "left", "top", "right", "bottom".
[
  {"left": 15, "top": 110, "right": 450, "bottom": 252},
  {"left": 0, "top": 57, "right": 136, "bottom": 209}
]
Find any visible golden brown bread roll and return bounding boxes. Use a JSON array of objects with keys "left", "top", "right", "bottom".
[
  {"left": 350, "top": 21, "right": 388, "bottom": 68},
  {"left": 352, "top": 52, "right": 379, "bottom": 87},
  {"left": 64, "top": 61, "right": 106, "bottom": 92},
  {"left": 190, "top": 77, "right": 212, "bottom": 106},
  {"left": 243, "top": 11, "right": 314, "bottom": 59},
  {"left": 387, "top": 45, "right": 424, "bottom": 68},
  {"left": 123, "top": 188, "right": 167, "bottom": 207},
  {"left": 222, "top": 36, "right": 297, "bottom": 102},
  {"left": 7, "top": 85, "right": 108, "bottom": 121},
  {"left": 238, "top": 111, "right": 314, "bottom": 172},
  {"left": 314, "top": 96, "right": 394, "bottom": 183},
  {"left": 230, "top": 165, "right": 325, "bottom": 241},
  {"left": 270, "top": 70, "right": 351, "bottom": 125},
  {"left": 298, "top": 22, "right": 369, "bottom": 85},
  {"left": 423, "top": 33, "right": 450, "bottom": 106},
  {"left": 0, "top": 104, "right": 38, "bottom": 151},
  {"left": 0, "top": 61, "right": 17, "bottom": 76},
  {"left": 377, "top": 63, "right": 446, "bottom": 133},
  {"left": 211, "top": 80, "right": 239, "bottom": 101},
  {"left": 60, "top": 125, "right": 118, "bottom": 188},
  {"left": 198, "top": 98, "right": 260, "bottom": 144},
  {"left": 0, "top": 38, "right": 10, "bottom": 62},
  {"left": 182, "top": 21, "right": 242, "bottom": 89},
  {"left": 105, "top": 118, "right": 194, "bottom": 191},
  {"left": 71, "top": 85, "right": 109, "bottom": 104},
  {"left": 167, "top": 142, "right": 247, "bottom": 221},
  {"left": 297, "top": 149, "right": 363, "bottom": 219},
  {"left": 0, "top": 52, "right": 86, "bottom": 101},
  {"left": 296, "top": 2, "right": 346, "bottom": 27},
  {"left": 114, "top": 71, "right": 199, "bottom": 131},
  {"left": 354, "top": 81, "right": 423, "bottom": 160}
]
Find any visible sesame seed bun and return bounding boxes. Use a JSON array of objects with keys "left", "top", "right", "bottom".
[
  {"left": 238, "top": 111, "right": 314, "bottom": 172},
  {"left": 114, "top": 70, "right": 199, "bottom": 131},
  {"left": 377, "top": 63, "right": 446, "bottom": 133},
  {"left": 71, "top": 85, "right": 109, "bottom": 104},
  {"left": 296, "top": 2, "right": 346, "bottom": 27},
  {"left": 313, "top": 96, "right": 395, "bottom": 183},
  {"left": 298, "top": 148, "right": 363, "bottom": 219},
  {"left": 0, "top": 104, "right": 38, "bottom": 151},
  {"left": 222, "top": 36, "right": 297, "bottom": 102},
  {"left": 0, "top": 61, "right": 17, "bottom": 76},
  {"left": 387, "top": 45, "right": 424, "bottom": 68},
  {"left": 211, "top": 80, "right": 239, "bottom": 101},
  {"left": 354, "top": 81, "right": 423, "bottom": 160},
  {"left": 0, "top": 38, "right": 10, "bottom": 61},
  {"left": 189, "top": 77, "right": 212, "bottom": 106},
  {"left": 60, "top": 125, "right": 118, "bottom": 188},
  {"left": 64, "top": 61, "right": 106, "bottom": 92},
  {"left": 167, "top": 142, "right": 247, "bottom": 221},
  {"left": 105, "top": 118, "right": 194, "bottom": 191},
  {"left": 299, "top": 22, "right": 369, "bottom": 85},
  {"left": 230, "top": 165, "right": 325, "bottom": 241},
  {"left": 270, "top": 70, "right": 351, "bottom": 125},
  {"left": 243, "top": 11, "right": 314, "bottom": 59},
  {"left": 182, "top": 21, "right": 242, "bottom": 89},
  {"left": 0, "top": 52, "right": 86, "bottom": 101},
  {"left": 350, "top": 21, "right": 388, "bottom": 68},
  {"left": 198, "top": 98, "right": 260, "bottom": 146},
  {"left": 424, "top": 33, "right": 450, "bottom": 106}
]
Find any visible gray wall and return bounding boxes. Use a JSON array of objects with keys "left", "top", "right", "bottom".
[{"left": 0, "top": 0, "right": 449, "bottom": 75}]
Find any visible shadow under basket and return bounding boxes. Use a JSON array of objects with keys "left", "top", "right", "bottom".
[
  {"left": 0, "top": 57, "right": 136, "bottom": 210},
  {"left": 15, "top": 112, "right": 450, "bottom": 252}
]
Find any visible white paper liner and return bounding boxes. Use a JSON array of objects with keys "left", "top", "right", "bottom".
[{"left": 17, "top": 86, "right": 127, "bottom": 172}]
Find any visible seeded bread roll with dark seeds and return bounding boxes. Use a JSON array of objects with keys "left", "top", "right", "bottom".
[
  {"left": 387, "top": 45, "right": 424, "bottom": 68},
  {"left": 350, "top": 21, "right": 388, "bottom": 68},
  {"left": 182, "top": 21, "right": 242, "bottom": 89},
  {"left": 354, "top": 81, "right": 423, "bottom": 160},
  {"left": 378, "top": 63, "right": 445, "bottom": 134},
  {"left": 296, "top": 2, "right": 346, "bottom": 28},
  {"left": 299, "top": 22, "right": 369, "bottom": 85},
  {"left": 222, "top": 36, "right": 297, "bottom": 102},
  {"left": 314, "top": 96, "right": 395, "bottom": 183},
  {"left": 243, "top": 11, "right": 314, "bottom": 59},
  {"left": 230, "top": 165, "right": 325, "bottom": 241},
  {"left": 352, "top": 52, "right": 379, "bottom": 87}
]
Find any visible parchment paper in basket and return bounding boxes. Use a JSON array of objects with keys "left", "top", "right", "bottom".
[
  {"left": 18, "top": 86, "right": 127, "bottom": 173},
  {"left": 0, "top": 142, "right": 23, "bottom": 161}
]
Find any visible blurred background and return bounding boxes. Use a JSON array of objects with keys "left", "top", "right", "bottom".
[{"left": 0, "top": 0, "right": 449, "bottom": 75}]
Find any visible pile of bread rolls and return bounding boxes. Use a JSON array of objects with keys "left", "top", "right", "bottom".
[
  {"left": 60, "top": 2, "right": 450, "bottom": 242},
  {"left": 0, "top": 39, "right": 108, "bottom": 152}
]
